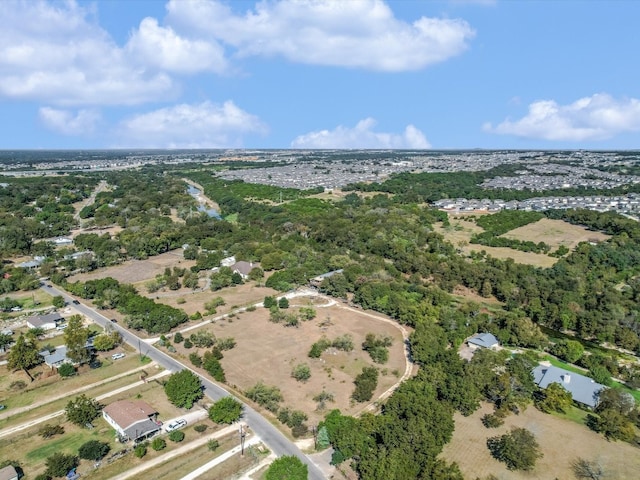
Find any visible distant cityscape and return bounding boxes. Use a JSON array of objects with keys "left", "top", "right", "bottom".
[{"left": 2, "top": 149, "right": 640, "bottom": 217}]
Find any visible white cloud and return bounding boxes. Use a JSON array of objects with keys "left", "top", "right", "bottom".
[
  {"left": 0, "top": 0, "right": 176, "bottom": 105},
  {"left": 126, "top": 17, "right": 228, "bottom": 74},
  {"left": 39, "top": 107, "right": 101, "bottom": 135},
  {"left": 484, "top": 93, "right": 640, "bottom": 141},
  {"left": 116, "top": 101, "right": 267, "bottom": 148},
  {"left": 291, "top": 118, "right": 431, "bottom": 149},
  {"left": 167, "top": 0, "right": 475, "bottom": 72}
]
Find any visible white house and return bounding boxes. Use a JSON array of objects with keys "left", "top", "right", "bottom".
[{"left": 26, "top": 312, "right": 63, "bottom": 331}]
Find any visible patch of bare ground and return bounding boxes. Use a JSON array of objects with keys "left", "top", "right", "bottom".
[
  {"left": 69, "top": 249, "right": 195, "bottom": 284},
  {"left": 502, "top": 218, "right": 610, "bottom": 250},
  {"left": 452, "top": 285, "right": 502, "bottom": 306},
  {"left": 174, "top": 300, "right": 407, "bottom": 426},
  {"left": 440, "top": 402, "right": 640, "bottom": 480}
]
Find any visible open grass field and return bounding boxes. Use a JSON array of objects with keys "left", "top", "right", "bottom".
[
  {"left": 171, "top": 296, "right": 407, "bottom": 426},
  {"left": 435, "top": 215, "right": 610, "bottom": 268},
  {"left": 502, "top": 218, "right": 610, "bottom": 250},
  {"left": 440, "top": 402, "right": 640, "bottom": 480}
]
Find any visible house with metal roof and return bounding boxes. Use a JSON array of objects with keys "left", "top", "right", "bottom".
[
  {"left": 533, "top": 364, "right": 606, "bottom": 408},
  {"left": 467, "top": 332, "right": 500, "bottom": 350},
  {"left": 103, "top": 399, "right": 161, "bottom": 443},
  {"left": 0, "top": 465, "right": 18, "bottom": 480},
  {"left": 27, "top": 312, "right": 63, "bottom": 331}
]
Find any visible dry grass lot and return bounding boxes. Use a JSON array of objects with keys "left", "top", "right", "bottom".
[
  {"left": 175, "top": 297, "right": 407, "bottom": 425},
  {"left": 440, "top": 402, "right": 640, "bottom": 480},
  {"left": 435, "top": 215, "right": 610, "bottom": 268},
  {"left": 69, "top": 250, "right": 196, "bottom": 285},
  {"left": 502, "top": 218, "right": 610, "bottom": 249}
]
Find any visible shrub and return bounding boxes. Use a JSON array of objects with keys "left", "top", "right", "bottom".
[
  {"left": 151, "top": 437, "right": 166, "bottom": 451},
  {"left": 332, "top": 334, "right": 354, "bottom": 352},
  {"left": 245, "top": 382, "right": 283, "bottom": 412},
  {"left": 482, "top": 413, "right": 505, "bottom": 428},
  {"left": 217, "top": 337, "right": 236, "bottom": 350},
  {"left": 168, "top": 430, "right": 185, "bottom": 442},
  {"left": 263, "top": 296, "right": 277, "bottom": 308},
  {"left": 78, "top": 440, "right": 110, "bottom": 460},
  {"left": 58, "top": 363, "right": 76, "bottom": 377},
  {"left": 45, "top": 453, "right": 78, "bottom": 478},
  {"left": 10, "top": 380, "right": 26, "bottom": 391},
  {"left": 291, "top": 363, "right": 311, "bottom": 382},
  {"left": 278, "top": 297, "right": 289, "bottom": 309},
  {"left": 183, "top": 339, "right": 193, "bottom": 349},
  {"left": 194, "top": 424, "right": 208, "bottom": 433},
  {"left": 189, "top": 352, "right": 202, "bottom": 367},
  {"left": 190, "top": 331, "right": 215, "bottom": 348},
  {"left": 309, "top": 338, "right": 332, "bottom": 358},
  {"left": 134, "top": 443, "right": 147, "bottom": 458},
  {"left": 174, "top": 332, "right": 184, "bottom": 343},
  {"left": 207, "top": 439, "right": 219, "bottom": 451},
  {"left": 40, "top": 424, "right": 65, "bottom": 439}
]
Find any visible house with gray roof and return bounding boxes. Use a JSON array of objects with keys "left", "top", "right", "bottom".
[
  {"left": 231, "top": 261, "right": 255, "bottom": 279},
  {"left": 103, "top": 399, "right": 160, "bottom": 443},
  {"left": 467, "top": 332, "right": 500, "bottom": 350},
  {"left": 26, "top": 312, "right": 63, "bottom": 330},
  {"left": 0, "top": 465, "right": 18, "bottom": 480},
  {"left": 42, "top": 346, "right": 70, "bottom": 369},
  {"left": 533, "top": 364, "right": 606, "bottom": 408}
]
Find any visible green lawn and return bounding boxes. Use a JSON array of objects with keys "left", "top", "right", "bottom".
[
  {"left": 543, "top": 355, "right": 588, "bottom": 375},
  {"left": 611, "top": 381, "right": 640, "bottom": 403}
]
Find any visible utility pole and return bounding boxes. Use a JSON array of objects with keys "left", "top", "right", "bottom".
[{"left": 239, "top": 424, "right": 246, "bottom": 456}]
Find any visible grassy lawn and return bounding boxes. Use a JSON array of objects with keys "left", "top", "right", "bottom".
[
  {"left": 543, "top": 355, "right": 588, "bottom": 374},
  {"left": 553, "top": 405, "right": 589, "bottom": 425}
]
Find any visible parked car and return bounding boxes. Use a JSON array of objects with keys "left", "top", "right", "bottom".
[
  {"left": 165, "top": 419, "right": 187, "bottom": 432},
  {"left": 110, "top": 318, "right": 117, "bottom": 323},
  {"left": 72, "top": 300, "right": 80, "bottom": 305},
  {"left": 0, "top": 404, "right": 6, "bottom": 411},
  {"left": 111, "top": 353, "right": 126, "bottom": 360}
]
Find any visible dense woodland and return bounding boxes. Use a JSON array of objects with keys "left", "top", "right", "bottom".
[{"left": 2, "top": 165, "right": 640, "bottom": 478}]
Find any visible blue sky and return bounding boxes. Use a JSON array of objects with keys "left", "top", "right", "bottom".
[{"left": 1, "top": 0, "right": 639, "bottom": 150}]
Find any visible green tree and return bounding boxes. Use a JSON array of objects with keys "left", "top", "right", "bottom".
[
  {"left": 487, "top": 427, "right": 542, "bottom": 471},
  {"left": 134, "top": 443, "right": 147, "bottom": 458},
  {"left": 52, "top": 296, "right": 66, "bottom": 308},
  {"left": 535, "top": 382, "right": 573, "bottom": 413},
  {"left": 352, "top": 367, "right": 378, "bottom": 402},
  {"left": 78, "top": 440, "right": 110, "bottom": 460},
  {"left": 278, "top": 297, "right": 290, "bottom": 309},
  {"left": 245, "top": 382, "right": 283, "bottom": 412},
  {"left": 263, "top": 296, "right": 277, "bottom": 308},
  {"left": 93, "top": 331, "right": 120, "bottom": 351},
  {"left": 65, "top": 394, "right": 101, "bottom": 427},
  {"left": 64, "top": 315, "right": 91, "bottom": 364},
  {"left": 164, "top": 370, "right": 203, "bottom": 409},
  {"left": 208, "top": 397, "right": 243, "bottom": 424},
  {"left": 203, "top": 352, "right": 226, "bottom": 382},
  {"left": 7, "top": 334, "right": 41, "bottom": 381},
  {"left": 45, "top": 452, "right": 78, "bottom": 478},
  {"left": 265, "top": 455, "right": 308, "bottom": 480}
]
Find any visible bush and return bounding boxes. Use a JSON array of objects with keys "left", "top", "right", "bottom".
[
  {"left": 134, "top": 443, "right": 147, "bottom": 458},
  {"left": 174, "top": 332, "right": 184, "bottom": 343},
  {"left": 190, "top": 331, "right": 215, "bottom": 348},
  {"left": 482, "top": 413, "right": 505, "bottom": 428},
  {"left": 40, "top": 424, "right": 65, "bottom": 438},
  {"left": 309, "top": 338, "right": 331, "bottom": 358},
  {"left": 189, "top": 352, "right": 202, "bottom": 367},
  {"left": 332, "top": 334, "right": 354, "bottom": 352},
  {"left": 194, "top": 424, "right": 208, "bottom": 433},
  {"left": 245, "top": 382, "right": 283, "bottom": 412},
  {"left": 278, "top": 297, "right": 290, "bottom": 309},
  {"left": 263, "top": 296, "right": 277, "bottom": 308},
  {"left": 168, "top": 430, "right": 185, "bottom": 442},
  {"left": 217, "top": 337, "right": 236, "bottom": 350},
  {"left": 183, "top": 339, "right": 193, "bottom": 349},
  {"left": 78, "top": 440, "right": 110, "bottom": 460},
  {"left": 207, "top": 439, "right": 219, "bottom": 451},
  {"left": 291, "top": 363, "right": 311, "bottom": 382},
  {"left": 151, "top": 437, "right": 166, "bottom": 451},
  {"left": 45, "top": 453, "right": 78, "bottom": 478},
  {"left": 58, "top": 363, "right": 76, "bottom": 377}
]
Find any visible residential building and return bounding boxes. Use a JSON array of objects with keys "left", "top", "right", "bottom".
[
  {"left": 467, "top": 332, "right": 500, "bottom": 350},
  {"left": 102, "top": 400, "right": 161, "bottom": 443},
  {"left": 0, "top": 465, "right": 18, "bottom": 480},
  {"left": 533, "top": 364, "right": 606, "bottom": 409},
  {"left": 26, "top": 312, "right": 63, "bottom": 331}
]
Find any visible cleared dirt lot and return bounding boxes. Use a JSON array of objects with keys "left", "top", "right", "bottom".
[
  {"left": 174, "top": 296, "right": 408, "bottom": 425},
  {"left": 440, "top": 402, "right": 640, "bottom": 480}
]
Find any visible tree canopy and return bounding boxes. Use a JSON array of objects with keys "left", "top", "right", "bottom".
[{"left": 164, "top": 370, "right": 203, "bottom": 409}]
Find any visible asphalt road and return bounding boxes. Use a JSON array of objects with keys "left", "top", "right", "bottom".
[{"left": 42, "top": 284, "right": 326, "bottom": 480}]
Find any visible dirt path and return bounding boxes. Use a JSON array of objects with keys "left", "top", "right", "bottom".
[{"left": 0, "top": 363, "right": 155, "bottom": 422}]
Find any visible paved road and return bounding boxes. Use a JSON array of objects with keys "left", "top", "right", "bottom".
[{"left": 42, "top": 284, "right": 326, "bottom": 480}]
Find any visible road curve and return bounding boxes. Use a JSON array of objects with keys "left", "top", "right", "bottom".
[{"left": 42, "top": 284, "right": 326, "bottom": 480}]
